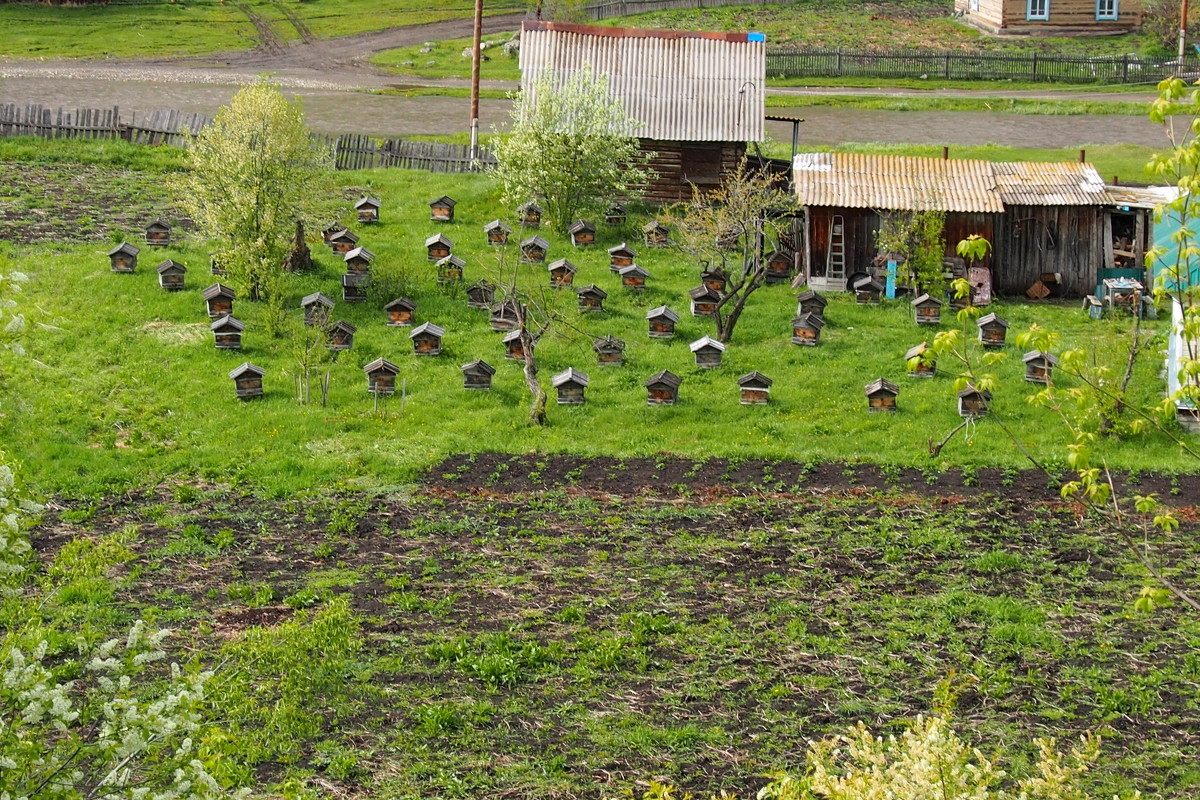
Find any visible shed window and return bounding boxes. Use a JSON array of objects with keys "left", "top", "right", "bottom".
[
  {"left": 970, "top": 0, "right": 979, "bottom": 10},
  {"left": 1096, "top": 0, "right": 1117, "bottom": 19},
  {"left": 1027, "top": 0, "right": 1049, "bottom": 19}
]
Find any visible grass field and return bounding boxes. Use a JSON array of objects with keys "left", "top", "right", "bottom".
[
  {"left": 0, "top": 139, "right": 1189, "bottom": 501},
  {"left": 4, "top": 139, "right": 1199, "bottom": 800}
]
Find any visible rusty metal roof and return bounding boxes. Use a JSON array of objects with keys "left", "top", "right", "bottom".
[
  {"left": 792, "top": 153, "right": 1002, "bottom": 213},
  {"left": 793, "top": 153, "right": 1118, "bottom": 212},
  {"left": 519, "top": 21, "right": 764, "bottom": 143},
  {"left": 992, "top": 161, "right": 1108, "bottom": 206}
]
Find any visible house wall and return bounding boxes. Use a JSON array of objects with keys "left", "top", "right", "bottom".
[
  {"left": 640, "top": 139, "right": 746, "bottom": 205},
  {"left": 957, "top": 0, "right": 1142, "bottom": 34}
]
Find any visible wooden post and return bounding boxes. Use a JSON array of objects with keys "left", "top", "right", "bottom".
[{"left": 469, "top": 0, "right": 483, "bottom": 163}]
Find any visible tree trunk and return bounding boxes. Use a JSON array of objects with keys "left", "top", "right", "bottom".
[{"left": 519, "top": 324, "right": 547, "bottom": 426}]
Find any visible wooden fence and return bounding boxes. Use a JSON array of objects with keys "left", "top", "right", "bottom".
[
  {"left": 0, "top": 104, "right": 494, "bottom": 172},
  {"left": 326, "top": 133, "right": 495, "bottom": 172},
  {"left": 765, "top": 47, "right": 1200, "bottom": 84}
]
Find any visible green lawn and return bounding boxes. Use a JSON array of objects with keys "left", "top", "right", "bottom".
[{"left": 0, "top": 140, "right": 1189, "bottom": 500}]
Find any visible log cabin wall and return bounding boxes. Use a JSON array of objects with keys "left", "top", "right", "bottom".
[
  {"left": 992, "top": 204, "right": 1106, "bottom": 296},
  {"left": 640, "top": 139, "right": 747, "bottom": 205}
]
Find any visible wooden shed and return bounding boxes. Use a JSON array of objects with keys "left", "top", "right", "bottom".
[
  {"left": 145, "top": 219, "right": 171, "bottom": 247},
  {"left": 384, "top": 297, "right": 416, "bottom": 327},
  {"left": 593, "top": 334, "right": 626, "bottom": 365},
  {"left": 210, "top": 315, "right": 244, "bottom": 350},
  {"left": 430, "top": 195, "right": 457, "bottom": 222},
  {"left": 905, "top": 342, "right": 936, "bottom": 378},
  {"left": 701, "top": 267, "right": 729, "bottom": 294},
  {"left": 646, "top": 305, "right": 680, "bottom": 338},
  {"left": 202, "top": 283, "right": 236, "bottom": 319},
  {"left": 326, "top": 320, "right": 356, "bottom": 352},
  {"left": 462, "top": 359, "right": 496, "bottom": 390},
  {"left": 342, "top": 273, "right": 370, "bottom": 303},
  {"left": 1023, "top": 350, "right": 1060, "bottom": 383},
  {"left": 343, "top": 246, "right": 375, "bottom": 274},
  {"left": 520, "top": 235, "right": 551, "bottom": 264},
  {"left": 689, "top": 336, "right": 726, "bottom": 368},
  {"left": 519, "top": 21, "right": 765, "bottom": 203},
  {"left": 645, "top": 370, "right": 682, "bottom": 405},
  {"left": 609, "top": 242, "right": 637, "bottom": 270},
  {"left": 954, "top": 0, "right": 1142, "bottom": 35},
  {"left": 619, "top": 264, "right": 649, "bottom": 291},
  {"left": 764, "top": 250, "right": 794, "bottom": 284},
  {"left": 518, "top": 201, "right": 543, "bottom": 228},
  {"left": 552, "top": 367, "right": 589, "bottom": 405},
  {"left": 363, "top": 357, "right": 400, "bottom": 395},
  {"left": 864, "top": 378, "right": 900, "bottom": 413},
  {"left": 466, "top": 279, "right": 495, "bottom": 309},
  {"left": 410, "top": 322, "right": 445, "bottom": 355},
  {"left": 793, "top": 152, "right": 1135, "bottom": 298},
  {"left": 958, "top": 384, "right": 993, "bottom": 417},
  {"left": 796, "top": 288, "right": 827, "bottom": 318},
  {"left": 108, "top": 242, "right": 140, "bottom": 273},
  {"left": 569, "top": 219, "right": 596, "bottom": 247},
  {"left": 156, "top": 259, "right": 186, "bottom": 291},
  {"left": 355, "top": 196, "right": 381, "bottom": 223},
  {"left": 425, "top": 233, "right": 453, "bottom": 262},
  {"left": 328, "top": 229, "right": 359, "bottom": 254},
  {"left": 791, "top": 312, "right": 825, "bottom": 346},
  {"left": 577, "top": 285, "right": 607, "bottom": 313},
  {"left": 977, "top": 312, "right": 1010, "bottom": 348},
  {"left": 489, "top": 299, "right": 520, "bottom": 331},
  {"left": 436, "top": 254, "right": 466, "bottom": 285},
  {"left": 737, "top": 371, "right": 772, "bottom": 405},
  {"left": 484, "top": 219, "right": 512, "bottom": 246},
  {"left": 548, "top": 258, "right": 577, "bottom": 288},
  {"left": 690, "top": 285, "right": 722, "bottom": 316},
  {"left": 911, "top": 293, "right": 943, "bottom": 325},
  {"left": 503, "top": 329, "right": 528, "bottom": 360},
  {"left": 229, "top": 362, "right": 264, "bottom": 400},
  {"left": 302, "top": 291, "right": 335, "bottom": 326},
  {"left": 643, "top": 222, "right": 670, "bottom": 248}
]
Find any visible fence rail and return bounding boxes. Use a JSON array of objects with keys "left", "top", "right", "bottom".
[
  {"left": 0, "top": 103, "right": 494, "bottom": 172},
  {"left": 584, "top": 0, "right": 792, "bottom": 19},
  {"left": 765, "top": 47, "right": 1200, "bottom": 84}
]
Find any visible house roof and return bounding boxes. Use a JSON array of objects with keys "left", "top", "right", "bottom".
[
  {"left": 108, "top": 242, "right": 140, "bottom": 257},
  {"left": 519, "top": 20, "right": 765, "bottom": 143},
  {"left": 344, "top": 246, "right": 375, "bottom": 262},
  {"left": 645, "top": 369, "right": 682, "bottom": 388},
  {"left": 593, "top": 334, "right": 626, "bottom": 352},
  {"left": 689, "top": 336, "right": 725, "bottom": 353},
  {"left": 155, "top": 259, "right": 186, "bottom": 274},
  {"left": 410, "top": 322, "right": 445, "bottom": 339},
  {"left": 864, "top": 378, "right": 899, "bottom": 396},
  {"left": 210, "top": 314, "right": 244, "bottom": 332},
  {"left": 738, "top": 371, "right": 772, "bottom": 387},
  {"left": 203, "top": 283, "right": 235, "bottom": 300},
  {"left": 228, "top": 362, "right": 262, "bottom": 379},
  {"left": 792, "top": 152, "right": 1113, "bottom": 213},
  {"left": 384, "top": 297, "right": 415, "bottom": 310},
  {"left": 646, "top": 305, "right": 679, "bottom": 322},
  {"left": 355, "top": 196, "right": 381, "bottom": 208}
]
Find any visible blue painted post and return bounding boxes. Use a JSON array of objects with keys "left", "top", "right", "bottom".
[{"left": 886, "top": 260, "right": 897, "bottom": 299}]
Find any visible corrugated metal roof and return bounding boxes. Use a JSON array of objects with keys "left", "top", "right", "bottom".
[
  {"left": 792, "top": 153, "right": 1002, "bottom": 213},
  {"left": 519, "top": 21, "right": 764, "bottom": 143},
  {"left": 992, "top": 161, "right": 1108, "bottom": 206},
  {"left": 793, "top": 153, "right": 1121, "bottom": 212}
]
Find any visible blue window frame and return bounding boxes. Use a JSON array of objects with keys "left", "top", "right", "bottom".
[
  {"left": 1096, "top": 0, "right": 1118, "bottom": 20},
  {"left": 1027, "top": 0, "right": 1049, "bottom": 20}
]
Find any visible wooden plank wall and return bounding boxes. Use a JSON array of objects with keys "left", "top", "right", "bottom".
[{"left": 992, "top": 205, "right": 1109, "bottom": 296}]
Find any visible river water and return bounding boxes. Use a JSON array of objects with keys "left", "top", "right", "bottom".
[{"left": 0, "top": 74, "right": 1170, "bottom": 149}]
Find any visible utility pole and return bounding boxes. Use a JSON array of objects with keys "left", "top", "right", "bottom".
[
  {"left": 469, "top": 0, "right": 483, "bottom": 163},
  {"left": 1181, "top": 0, "right": 1191, "bottom": 67}
]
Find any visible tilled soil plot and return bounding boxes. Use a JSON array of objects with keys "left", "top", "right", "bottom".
[
  {"left": 0, "top": 161, "right": 189, "bottom": 243},
  {"left": 29, "top": 459, "right": 1200, "bottom": 800}
]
